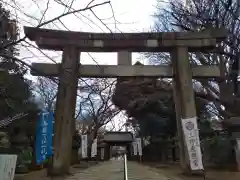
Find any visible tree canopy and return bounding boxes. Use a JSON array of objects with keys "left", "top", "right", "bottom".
[
  {"left": 152, "top": 0, "right": 240, "bottom": 118},
  {"left": 112, "top": 0, "right": 236, "bottom": 139},
  {"left": 0, "top": 3, "right": 38, "bottom": 121}
]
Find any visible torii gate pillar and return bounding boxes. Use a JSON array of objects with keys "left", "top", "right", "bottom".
[
  {"left": 172, "top": 47, "right": 197, "bottom": 172},
  {"left": 48, "top": 47, "right": 80, "bottom": 175}
]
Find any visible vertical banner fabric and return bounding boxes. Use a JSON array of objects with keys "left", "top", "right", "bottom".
[
  {"left": 100, "top": 148, "right": 104, "bottom": 160},
  {"left": 136, "top": 138, "right": 142, "bottom": 156},
  {"left": 91, "top": 139, "right": 97, "bottom": 157},
  {"left": 81, "top": 135, "right": 88, "bottom": 158},
  {"left": 235, "top": 138, "right": 240, "bottom": 170},
  {"left": 0, "top": 155, "right": 17, "bottom": 180},
  {"left": 35, "top": 111, "right": 54, "bottom": 165},
  {"left": 132, "top": 142, "right": 137, "bottom": 155},
  {"left": 237, "top": 138, "right": 240, "bottom": 149},
  {"left": 182, "top": 117, "right": 204, "bottom": 170}
]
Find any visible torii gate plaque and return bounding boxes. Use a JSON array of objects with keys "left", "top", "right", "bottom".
[{"left": 24, "top": 27, "right": 226, "bottom": 175}]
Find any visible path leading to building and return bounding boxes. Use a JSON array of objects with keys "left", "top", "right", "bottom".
[
  {"left": 127, "top": 161, "right": 180, "bottom": 180},
  {"left": 14, "top": 160, "right": 182, "bottom": 180},
  {"left": 67, "top": 160, "right": 124, "bottom": 180},
  {"left": 65, "top": 160, "right": 180, "bottom": 180}
]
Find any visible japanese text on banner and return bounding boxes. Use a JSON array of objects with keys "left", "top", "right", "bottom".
[
  {"left": 91, "top": 139, "right": 97, "bottom": 157},
  {"left": 132, "top": 142, "right": 137, "bottom": 156},
  {"left": 81, "top": 135, "right": 88, "bottom": 158},
  {"left": 182, "top": 117, "right": 203, "bottom": 170},
  {"left": 136, "top": 138, "right": 142, "bottom": 156},
  {"left": 100, "top": 148, "right": 104, "bottom": 160},
  {"left": 35, "top": 111, "right": 54, "bottom": 165},
  {"left": 0, "top": 155, "right": 17, "bottom": 180}
]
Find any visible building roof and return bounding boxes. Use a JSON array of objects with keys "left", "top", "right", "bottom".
[
  {"left": 103, "top": 131, "right": 133, "bottom": 144},
  {"left": 0, "top": 113, "right": 28, "bottom": 128},
  {"left": 223, "top": 117, "right": 240, "bottom": 127}
]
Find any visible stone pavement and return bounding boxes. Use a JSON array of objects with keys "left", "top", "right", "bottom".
[
  {"left": 14, "top": 160, "right": 180, "bottom": 180},
  {"left": 66, "top": 160, "right": 179, "bottom": 180},
  {"left": 67, "top": 160, "right": 124, "bottom": 180},
  {"left": 127, "top": 161, "right": 179, "bottom": 180}
]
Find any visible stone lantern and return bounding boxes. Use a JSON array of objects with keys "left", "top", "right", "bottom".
[
  {"left": 0, "top": 131, "right": 10, "bottom": 153},
  {"left": 10, "top": 127, "right": 31, "bottom": 173},
  {"left": 224, "top": 117, "right": 240, "bottom": 171}
]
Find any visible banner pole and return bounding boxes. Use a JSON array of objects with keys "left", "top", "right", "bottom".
[{"left": 124, "top": 153, "right": 128, "bottom": 180}]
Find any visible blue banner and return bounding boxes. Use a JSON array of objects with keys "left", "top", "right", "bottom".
[{"left": 35, "top": 111, "right": 54, "bottom": 165}]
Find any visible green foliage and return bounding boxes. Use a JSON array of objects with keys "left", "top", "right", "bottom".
[
  {"left": 0, "top": 4, "right": 38, "bottom": 120},
  {"left": 0, "top": 3, "right": 19, "bottom": 63},
  {"left": 203, "top": 136, "right": 233, "bottom": 165},
  {"left": 21, "top": 147, "right": 33, "bottom": 164},
  {"left": 0, "top": 72, "right": 37, "bottom": 117},
  {"left": 121, "top": 83, "right": 212, "bottom": 140},
  {"left": 198, "top": 119, "right": 214, "bottom": 138},
  {"left": 135, "top": 113, "right": 176, "bottom": 138}
]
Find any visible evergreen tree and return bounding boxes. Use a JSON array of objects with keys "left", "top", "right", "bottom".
[{"left": 0, "top": 3, "right": 38, "bottom": 120}]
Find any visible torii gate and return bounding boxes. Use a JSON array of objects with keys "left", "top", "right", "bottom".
[{"left": 24, "top": 27, "right": 226, "bottom": 175}]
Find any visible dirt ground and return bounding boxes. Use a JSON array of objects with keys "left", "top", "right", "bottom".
[
  {"left": 13, "top": 161, "right": 99, "bottom": 180},
  {"left": 13, "top": 161, "right": 240, "bottom": 180},
  {"left": 143, "top": 162, "right": 240, "bottom": 180}
]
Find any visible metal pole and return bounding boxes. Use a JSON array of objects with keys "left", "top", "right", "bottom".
[{"left": 124, "top": 153, "right": 128, "bottom": 180}]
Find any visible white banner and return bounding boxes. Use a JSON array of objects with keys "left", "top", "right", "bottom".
[
  {"left": 182, "top": 117, "right": 203, "bottom": 170},
  {"left": 100, "top": 148, "right": 104, "bottom": 160},
  {"left": 143, "top": 137, "right": 150, "bottom": 146},
  {"left": 91, "top": 139, "right": 97, "bottom": 157},
  {"left": 0, "top": 154, "right": 17, "bottom": 180},
  {"left": 132, "top": 142, "right": 138, "bottom": 155},
  {"left": 237, "top": 138, "right": 240, "bottom": 149},
  {"left": 236, "top": 138, "right": 240, "bottom": 170},
  {"left": 81, "top": 135, "right": 88, "bottom": 158},
  {"left": 136, "top": 138, "right": 142, "bottom": 156}
]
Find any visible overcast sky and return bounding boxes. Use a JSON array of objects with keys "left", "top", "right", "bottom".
[{"left": 3, "top": 0, "right": 157, "bottom": 66}]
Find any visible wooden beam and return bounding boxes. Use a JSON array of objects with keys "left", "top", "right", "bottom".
[
  {"left": 31, "top": 63, "right": 220, "bottom": 78},
  {"left": 118, "top": 51, "right": 132, "bottom": 65},
  {"left": 24, "top": 27, "right": 226, "bottom": 52},
  {"left": 35, "top": 37, "right": 218, "bottom": 52},
  {"left": 24, "top": 26, "right": 226, "bottom": 41}
]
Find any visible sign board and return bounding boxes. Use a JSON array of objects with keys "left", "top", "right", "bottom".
[
  {"left": 0, "top": 154, "right": 17, "bottom": 180},
  {"left": 81, "top": 135, "right": 88, "bottom": 158},
  {"left": 132, "top": 142, "right": 137, "bottom": 155},
  {"left": 91, "top": 139, "right": 97, "bottom": 157},
  {"left": 35, "top": 111, "right": 54, "bottom": 164},
  {"left": 182, "top": 117, "right": 203, "bottom": 170},
  {"left": 103, "top": 132, "right": 133, "bottom": 142},
  {"left": 136, "top": 138, "right": 142, "bottom": 156}
]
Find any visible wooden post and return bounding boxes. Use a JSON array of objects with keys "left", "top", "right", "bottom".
[
  {"left": 49, "top": 47, "right": 80, "bottom": 176},
  {"left": 172, "top": 47, "right": 197, "bottom": 173},
  {"left": 172, "top": 80, "right": 188, "bottom": 171},
  {"left": 117, "top": 51, "right": 132, "bottom": 65},
  {"left": 117, "top": 50, "right": 131, "bottom": 141}
]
